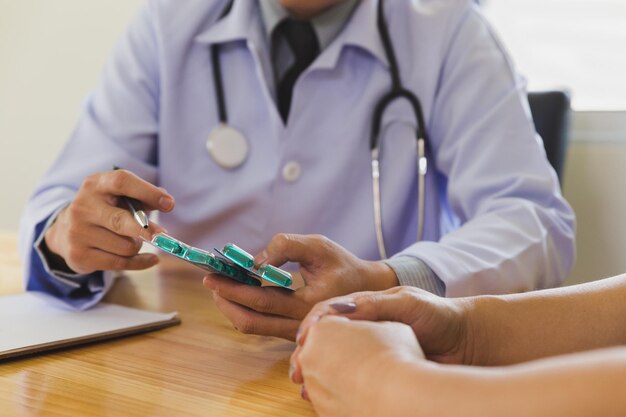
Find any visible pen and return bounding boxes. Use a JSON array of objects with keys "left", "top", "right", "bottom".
[{"left": 113, "top": 166, "right": 150, "bottom": 229}]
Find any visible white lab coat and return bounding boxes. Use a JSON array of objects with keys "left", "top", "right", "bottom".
[{"left": 20, "top": 0, "right": 575, "bottom": 308}]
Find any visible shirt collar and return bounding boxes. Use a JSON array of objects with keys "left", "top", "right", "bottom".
[
  {"left": 258, "top": 0, "right": 288, "bottom": 40},
  {"left": 195, "top": 0, "right": 388, "bottom": 69},
  {"left": 258, "top": 0, "right": 359, "bottom": 51}
]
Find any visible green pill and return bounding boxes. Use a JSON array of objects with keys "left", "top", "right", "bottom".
[
  {"left": 215, "top": 258, "right": 261, "bottom": 286},
  {"left": 222, "top": 243, "right": 255, "bottom": 269},
  {"left": 184, "top": 247, "right": 215, "bottom": 265},
  {"left": 150, "top": 234, "right": 260, "bottom": 287},
  {"left": 258, "top": 264, "right": 292, "bottom": 287},
  {"left": 206, "top": 256, "right": 223, "bottom": 271},
  {"left": 153, "top": 234, "right": 188, "bottom": 257}
]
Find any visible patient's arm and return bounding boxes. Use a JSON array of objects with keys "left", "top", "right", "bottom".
[
  {"left": 386, "top": 346, "right": 626, "bottom": 417},
  {"left": 467, "top": 274, "right": 626, "bottom": 365}
]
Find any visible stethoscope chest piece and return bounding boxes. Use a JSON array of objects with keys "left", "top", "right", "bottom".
[{"left": 206, "top": 124, "right": 249, "bottom": 169}]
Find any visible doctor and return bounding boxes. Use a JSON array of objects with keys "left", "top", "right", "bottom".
[{"left": 20, "top": 0, "right": 575, "bottom": 340}]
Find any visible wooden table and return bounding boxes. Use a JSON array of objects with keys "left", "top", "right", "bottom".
[{"left": 0, "top": 232, "right": 316, "bottom": 416}]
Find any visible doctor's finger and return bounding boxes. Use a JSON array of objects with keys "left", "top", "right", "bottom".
[
  {"left": 89, "top": 205, "right": 154, "bottom": 241},
  {"left": 67, "top": 248, "right": 159, "bottom": 275},
  {"left": 66, "top": 224, "right": 142, "bottom": 257},
  {"left": 255, "top": 234, "right": 336, "bottom": 268},
  {"left": 85, "top": 227, "right": 145, "bottom": 257},
  {"left": 203, "top": 273, "right": 309, "bottom": 319},
  {"left": 92, "top": 169, "right": 175, "bottom": 212},
  {"left": 212, "top": 292, "right": 300, "bottom": 339},
  {"left": 90, "top": 250, "right": 160, "bottom": 272}
]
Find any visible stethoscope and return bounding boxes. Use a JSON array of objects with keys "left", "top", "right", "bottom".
[{"left": 207, "top": 0, "right": 430, "bottom": 260}]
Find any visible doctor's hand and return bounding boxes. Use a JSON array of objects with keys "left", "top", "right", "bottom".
[
  {"left": 292, "top": 317, "right": 425, "bottom": 417},
  {"left": 43, "top": 169, "right": 175, "bottom": 275},
  {"left": 290, "top": 286, "right": 472, "bottom": 381},
  {"left": 202, "top": 234, "right": 400, "bottom": 341}
]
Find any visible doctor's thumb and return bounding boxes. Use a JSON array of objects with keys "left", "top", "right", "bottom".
[{"left": 254, "top": 233, "right": 319, "bottom": 268}]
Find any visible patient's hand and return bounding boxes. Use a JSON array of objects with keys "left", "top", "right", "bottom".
[
  {"left": 294, "top": 286, "right": 473, "bottom": 367},
  {"left": 294, "top": 316, "right": 424, "bottom": 417}
]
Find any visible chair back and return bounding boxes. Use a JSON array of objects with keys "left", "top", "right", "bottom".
[{"left": 527, "top": 91, "right": 572, "bottom": 183}]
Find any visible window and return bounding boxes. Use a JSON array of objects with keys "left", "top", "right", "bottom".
[{"left": 482, "top": 0, "right": 626, "bottom": 111}]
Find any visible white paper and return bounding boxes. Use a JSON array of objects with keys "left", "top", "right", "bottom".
[{"left": 0, "top": 292, "right": 177, "bottom": 354}]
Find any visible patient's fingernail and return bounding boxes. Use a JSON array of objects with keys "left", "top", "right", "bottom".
[
  {"left": 254, "top": 250, "right": 269, "bottom": 266},
  {"left": 330, "top": 302, "right": 357, "bottom": 314},
  {"left": 289, "top": 364, "right": 295, "bottom": 381}
]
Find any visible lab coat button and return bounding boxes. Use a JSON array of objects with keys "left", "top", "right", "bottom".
[{"left": 282, "top": 161, "right": 301, "bottom": 182}]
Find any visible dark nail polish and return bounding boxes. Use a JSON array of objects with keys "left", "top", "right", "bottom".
[{"left": 330, "top": 302, "right": 357, "bottom": 314}]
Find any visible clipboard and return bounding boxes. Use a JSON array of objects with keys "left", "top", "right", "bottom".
[{"left": 1, "top": 292, "right": 180, "bottom": 361}]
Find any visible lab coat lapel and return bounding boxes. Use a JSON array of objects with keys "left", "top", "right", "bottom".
[
  {"left": 194, "top": 0, "right": 254, "bottom": 45},
  {"left": 194, "top": 0, "right": 283, "bottom": 131}
]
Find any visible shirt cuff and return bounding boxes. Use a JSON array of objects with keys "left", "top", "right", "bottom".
[
  {"left": 33, "top": 205, "right": 106, "bottom": 293},
  {"left": 383, "top": 256, "right": 446, "bottom": 296}
]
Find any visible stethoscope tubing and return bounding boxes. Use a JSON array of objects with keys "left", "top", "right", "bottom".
[{"left": 370, "top": 0, "right": 429, "bottom": 259}]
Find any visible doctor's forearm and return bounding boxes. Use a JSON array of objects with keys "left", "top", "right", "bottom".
[{"left": 466, "top": 274, "right": 626, "bottom": 366}]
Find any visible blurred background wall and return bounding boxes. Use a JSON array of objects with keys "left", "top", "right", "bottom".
[{"left": 0, "top": 0, "right": 143, "bottom": 230}]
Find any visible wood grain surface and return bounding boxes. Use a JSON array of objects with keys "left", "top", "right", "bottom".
[{"left": 0, "top": 232, "right": 315, "bottom": 417}]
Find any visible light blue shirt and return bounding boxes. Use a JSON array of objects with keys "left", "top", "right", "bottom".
[
  {"left": 19, "top": 0, "right": 576, "bottom": 309},
  {"left": 260, "top": 0, "right": 358, "bottom": 50},
  {"left": 260, "top": 0, "right": 359, "bottom": 89}
]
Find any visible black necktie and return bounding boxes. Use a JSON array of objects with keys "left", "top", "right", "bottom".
[{"left": 273, "top": 19, "right": 320, "bottom": 123}]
